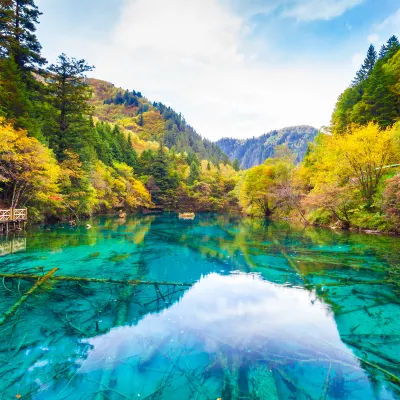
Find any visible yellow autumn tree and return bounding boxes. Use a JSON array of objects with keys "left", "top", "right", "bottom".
[
  {"left": 91, "top": 161, "right": 153, "bottom": 211},
  {"left": 0, "top": 118, "right": 60, "bottom": 209},
  {"left": 240, "top": 164, "right": 276, "bottom": 217},
  {"left": 309, "top": 123, "right": 396, "bottom": 204},
  {"left": 59, "top": 151, "right": 97, "bottom": 217}
]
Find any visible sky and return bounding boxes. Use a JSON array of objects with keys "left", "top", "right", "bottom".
[{"left": 35, "top": 0, "right": 400, "bottom": 140}]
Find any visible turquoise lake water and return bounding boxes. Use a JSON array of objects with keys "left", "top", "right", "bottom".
[{"left": 0, "top": 213, "right": 399, "bottom": 399}]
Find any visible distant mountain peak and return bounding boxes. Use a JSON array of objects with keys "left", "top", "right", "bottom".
[{"left": 216, "top": 125, "right": 318, "bottom": 169}]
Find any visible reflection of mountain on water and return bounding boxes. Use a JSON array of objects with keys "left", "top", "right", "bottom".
[
  {"left": 1, "top": 272, "right": 398, "bottom": 399},
  {"left": 0, "top": 276, "right": 190, "bottom": 398},
  {"left": 0, "top": 214, "right": 399, "bottom": 398}
]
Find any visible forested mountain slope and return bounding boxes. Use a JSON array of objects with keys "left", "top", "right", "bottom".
[
  {"left": 216, "top": 126, "right": 318, "bottom": 169},
  {"left": 331, "top": 36, "right": 400, "bottom": 133},
  {"left": 88, "top": 79, "right": 229, "bottom": 163}
]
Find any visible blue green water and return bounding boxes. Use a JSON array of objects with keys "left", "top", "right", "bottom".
[{"left": 0, "top": 214, "right": 399, "bottom": 399}]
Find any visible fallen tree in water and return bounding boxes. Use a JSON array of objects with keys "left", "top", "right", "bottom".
[{"left": 0, "top": 272, "right": 193, "bottom": 287}]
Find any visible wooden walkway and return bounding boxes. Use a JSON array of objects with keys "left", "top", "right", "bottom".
[{"left": 0, "top": 208, "right": 27, "bottom": 233}]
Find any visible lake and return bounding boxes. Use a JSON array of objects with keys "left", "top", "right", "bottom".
[{"left": 0, "top": 214, "right": 399, "bottom": 399}]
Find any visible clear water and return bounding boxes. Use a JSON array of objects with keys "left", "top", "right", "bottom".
[{"left": 0, "top": 214, "right": 399, "bottom": 399}]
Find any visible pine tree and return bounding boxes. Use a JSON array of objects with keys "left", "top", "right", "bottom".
[
  {"left": 152, "top": 143, "right": 170, "bottom": 191},
  {"left": 233, "top": 158, "right": 240, "bottom": 171},
  {"left": 188, "top": 160, "right": 200, "bottom": 185},
  {"left": 125, "top": 133, "right": 139, "bottom": 171},
  {"left": 46, "top": 53, "right": 94, "bottom": 160},
  {"left": 379, "top": 35, "right": 400, "bottom": 59},
  {"left": 138, "top": 149, "right": 155, "bottom": 176},
  {"left": 352, "top": 44, "right": 377, "bottom": 85},
  {"left": 0, "top": 0, "right": 46, "bottom": 71},
  {"left": 137, "top": 112, "right": 144, "bottom": 127},
  {"left": 0, "top": 0, "right": 46, "bottom": 136}
]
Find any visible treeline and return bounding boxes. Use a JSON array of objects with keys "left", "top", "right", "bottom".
[
  {"left": 1, "top": 0, "right": 399, "bottom": 232},
  {"left": 217, "top": 126, "right": 318, "bottom": 168},
  {"left": 0, "top": 0, "right": 237, "bottom": 221},
  {"left": 332, "top": 36, "right": 400, "bottom": 133},
  {"left": 93, "top": 79, "right": 229, "bottom": 164},
  {"left": 237, "top": 36, "right": 400, "bottom": 232}
]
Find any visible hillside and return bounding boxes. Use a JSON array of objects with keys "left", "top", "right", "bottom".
[
  {"left": 88, "top": 79, "right": 229, "bottom": 164},
  {"left": 331, "top": 36, "right": 400, "bottom": 134},
  {"left": 216, "top": 126, "right": 318, "bottom": 169}
]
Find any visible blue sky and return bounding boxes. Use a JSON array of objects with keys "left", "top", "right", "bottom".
[{"left": 35, "top": 0, "right": 400, "bottom": 140}]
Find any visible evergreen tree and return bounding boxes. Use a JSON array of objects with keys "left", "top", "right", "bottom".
[
  {"left": 0, "top": 0, "right": 46, "bottom": 71},
  {"left": 233, "top": 158, "right": 240, "bottom": 171},
  {"left": 352, "top": 44, "right": 377, "bottom": 85},
  {"left": 110, "top": 125, "right": 124, "bottom": 162},
  {"left": 137, "top": 112, "right": 144, "bottom": 127},
  {"left": 207, "top": 161, "right": 211, "bottom": 171},
  {"left": 0, "top": 0, "right": 47, "bottom": 136},
  {"left": 46, "top": 53, "right": 94, "bottom": 160},
  {"left": 379, "top": 35, "right": 400, "bottom": 59},
  {"left": 152, "top": 143, "right": 170, "bottom": 191},
  {"left": 188, "top": 160, "right": 200, "bottom": 185},
  {"left": 125, "top": 134, "right": 139, "bottom": 171}
]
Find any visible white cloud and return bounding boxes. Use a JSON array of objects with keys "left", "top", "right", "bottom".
[
  {"left": 82, "top": 0, "right": 354, "bottom": 140},
  {"left": 367, "top": 33, "right": 380, "bottom": 44},
  {"left": 224, "top": 0, "right": 364, "bottom": 22},
  {"left": 283, "top": 0, "right": 364, "bottom": 22},
  {"left": 375, "top": 8, "right": 400, "bottom": 35},
  {"left": 367, "top": 8, "right": 400, "bottom": 49},
  {"left": 351, "top": 52, "right": 364, "bottom": 69}
]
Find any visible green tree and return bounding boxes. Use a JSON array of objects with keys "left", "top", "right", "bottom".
[
  {"left": 46, "top": 53, "right": 94, "bottom": 160},
  {"left": 0, "top": 0, "right": 46, "bottom": 137},
  {"left": 137, "top": 112, "right": 144, "bottom": 127},
  {"left": 188, "top": 160, "right": 200, "bottom": 185},
  {"left": 379, "top": 35, "right": 400, "bottom": 59},
  {"left": 233, "top": 158, "right": 240, "bottom": 171},
  {"left": 352, "top": 44, "right": 377, "bottom": 85},
  {"left": 152, "top": 143, "right": 170, "bottom": 191},
  {"left": 0, "top": 0, "right": 46, "bottom": 71}
]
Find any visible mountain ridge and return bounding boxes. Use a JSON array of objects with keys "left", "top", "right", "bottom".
[
  {"left": 216, "top": 125, "right": 318, "bottom": 169},
  {"left": 88, "top": 78, "right": 229, "bottom": 163}
]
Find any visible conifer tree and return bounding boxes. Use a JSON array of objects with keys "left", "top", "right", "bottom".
[
  {"left": 152, "top": 143, "right": 170, "bottom": 191},
  {"left": 352, "top": 44, "right": 377, "bottom": 85},
  {"left": 188, "top": 160, "right": 200, "bottom": 185},
  {"left": 0, "top": 0, "right": 46, "bottom": 71},
  {"left": 379, "top": 35, "right": 400, "bottom": 59},
  {"left": 0, "top": 0, "right": 46, "bottom": 136},
  {"left": 233, "top": 158, "right": 240, "bottom": 171},
  {"left": 138, "top": 112, "right": 144, "bottom": 127},
  {"left": 46, "top": 53, "right": 94, "bottom": 160}
]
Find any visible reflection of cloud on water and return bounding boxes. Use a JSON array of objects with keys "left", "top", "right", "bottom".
[{"left": 82, "top": 272, "right": 356, "bottom": 372}]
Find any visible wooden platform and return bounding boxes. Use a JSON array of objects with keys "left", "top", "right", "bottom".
[{"left": 0, "top": 208, "right": 28, "bottom": 233}]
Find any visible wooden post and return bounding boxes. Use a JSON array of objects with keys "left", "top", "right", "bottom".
[{"left": 10, "top": 208, "right": 14, "bottom": 221}]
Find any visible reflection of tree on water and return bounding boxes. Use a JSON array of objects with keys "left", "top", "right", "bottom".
[
  {"left": 0, "top": 277, "right": 191, "bottom": 398},
  {"left": 0, "top": 237, "right": 27, "bottom": 256},
  {"left": 0, "top": 215, "right": 399, "bottom": 398}
]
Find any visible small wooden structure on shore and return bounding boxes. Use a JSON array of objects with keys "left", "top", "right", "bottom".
[{"left": 0, "top": 208, "right": 28, "bottom": 233}]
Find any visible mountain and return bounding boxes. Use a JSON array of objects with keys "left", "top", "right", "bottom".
[
  {"left": 216, "top": 125, "right": 318, "bottom": 169},
  {"left": 88, "top": 78, "right": 229, "bottom": 163}
]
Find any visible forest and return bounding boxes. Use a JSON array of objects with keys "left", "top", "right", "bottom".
[{"left": 0, "top": 0, "right": 400, "bottom": 232}]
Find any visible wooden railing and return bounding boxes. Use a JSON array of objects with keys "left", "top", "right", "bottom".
[{"left": 0, "top": 208, "right": 28, "bottom": 222}]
